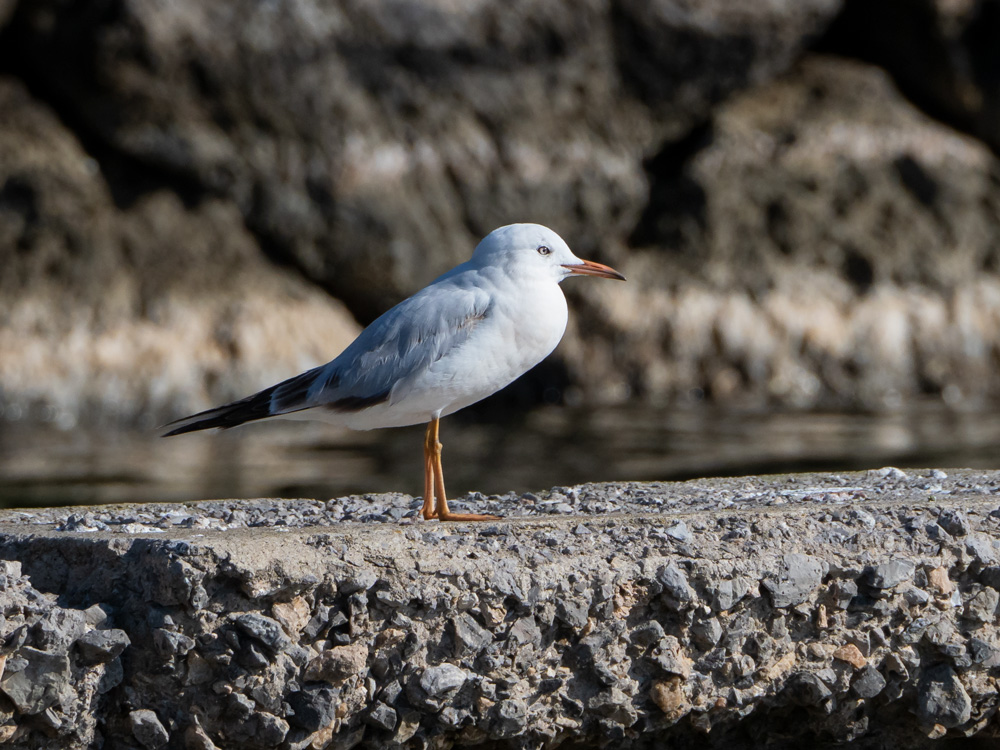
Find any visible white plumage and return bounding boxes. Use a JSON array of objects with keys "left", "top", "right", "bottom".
[{"left": 165, "top": 223, "right": 624, "bottom": 521}]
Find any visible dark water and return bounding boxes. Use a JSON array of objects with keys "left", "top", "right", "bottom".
[{"left": 1, "top": 401, "right": 1000, "bottom": 509}]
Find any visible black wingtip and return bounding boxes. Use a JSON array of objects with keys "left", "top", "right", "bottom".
[
  {"left": 160, "top": 385, "right": 281, "bottom": 437},
  {"left": 161, "top": 420, "right": 215, "bottom": 438},
  {"left": 160, "top": 412, "right": 233, "bottom": 438}
]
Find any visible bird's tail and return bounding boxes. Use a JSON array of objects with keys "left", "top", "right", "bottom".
[
  {"left": 161, "top": 385, "right": 282, "bottom": 436},
  {"left": 161, "top": 366, "right": 331, "bottom": 437}
]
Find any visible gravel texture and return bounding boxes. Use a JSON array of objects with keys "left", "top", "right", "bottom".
[{"left": 1, "top": 468, "right": 1000, "bottom": 748}]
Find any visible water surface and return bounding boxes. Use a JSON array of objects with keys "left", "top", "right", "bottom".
[{"left": 1, "top": 402, "right": 999, "bottom": 508}]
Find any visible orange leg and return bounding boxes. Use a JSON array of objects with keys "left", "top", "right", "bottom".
[
  {"left": 422, "top": 417, "right": 500, "bottom": 522},
  {"left": 421, "top": 422, "right": 436, "bottom": 520}
]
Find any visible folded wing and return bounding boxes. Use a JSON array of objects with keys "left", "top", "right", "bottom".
[{"left": 163, "top": 277, "right": 491, "bottom": 436}]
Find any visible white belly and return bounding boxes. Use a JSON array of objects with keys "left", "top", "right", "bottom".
[{"left": 337, "top": 279, "right": 569, "bottom": 429}]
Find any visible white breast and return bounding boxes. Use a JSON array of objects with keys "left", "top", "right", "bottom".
[
  {"left": 443, "top": 274, "right": 568, "bottom": 399},
  {"left": 340, "top": 274, "right": 569, "bottom": 429}
]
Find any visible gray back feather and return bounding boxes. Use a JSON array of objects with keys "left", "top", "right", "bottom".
[{"left": 269, "top": 271, "right": 493, "bottom": 415}]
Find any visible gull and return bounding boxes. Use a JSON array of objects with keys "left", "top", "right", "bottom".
[{"left": 163, "top": 223, "right": 625, "bottom": 521}]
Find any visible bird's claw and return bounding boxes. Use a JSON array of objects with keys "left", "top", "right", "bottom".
[{"left": 435, "top": 511, "right": 502, "bottom": 522}]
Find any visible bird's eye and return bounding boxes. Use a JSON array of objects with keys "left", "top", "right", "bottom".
[{"left": 537, "top": 245, "right": 552, "bottom": 256}]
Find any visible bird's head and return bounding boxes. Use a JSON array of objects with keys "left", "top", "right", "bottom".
[{"left": 472, "top": 223, "right": 626, "bottom": 284}]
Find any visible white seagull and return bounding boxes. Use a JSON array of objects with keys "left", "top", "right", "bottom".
[{"left": 164, "top": 223, "right": 625, "bottom": 521}]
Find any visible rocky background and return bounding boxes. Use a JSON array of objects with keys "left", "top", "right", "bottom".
[
  {"left": 2, "top": 0, "right": 1000, "bottom": 425},
  {"left": 1, "top": 469, "right": 1000, "bottom": 749}
]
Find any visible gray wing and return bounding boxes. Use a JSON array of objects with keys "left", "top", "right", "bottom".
[
  {"left": 273, "top": 279, "right": 492, "bottom": 413},
  {"left": 163, "top": 277, "right": 492, "bottom": 435}
]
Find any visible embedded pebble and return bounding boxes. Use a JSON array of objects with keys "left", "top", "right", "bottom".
[
  {"left": 852, "top": 665, "right": 886, "bottom": 699},
  {"left": 917, "top": 665, "right": 972, "bottom": 728},
  {"left": 420, "top": 664, "right": 468, "bottom": 698},
  {"left": 866, "top": 560, "right": 915, "bottom": 590},
  {"left": 129, "top": 709, "right": 169, "bottom": 750},
  {"left": 762, "top": 554, "right": 827, "bottom": 608},
  {"left": 75, "top": 629, "right": 130, "bottom": 665}
]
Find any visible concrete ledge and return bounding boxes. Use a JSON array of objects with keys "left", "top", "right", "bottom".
[{"left": 1, "top": 469, "right": 999, "bottom": 748}]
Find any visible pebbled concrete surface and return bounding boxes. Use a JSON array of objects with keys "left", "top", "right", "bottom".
[{"left": 1, "top": 468, "right": 1000, "bottom": 748}]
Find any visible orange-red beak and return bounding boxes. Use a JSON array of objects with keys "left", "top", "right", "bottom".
[{"left": 562, "top": 259, "right": 626, "bottom": 281}]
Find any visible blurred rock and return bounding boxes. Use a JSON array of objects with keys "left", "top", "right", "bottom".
[
  {"left": 3, "top": 0, "right": 839, "bottom": 322},
  {"left": 819, "top": 0, "right": 1000, "bottom": 152},
  {"left": 0, "top": 79, "right": 359, "bottom": 424},
  {"left": 596, "top": 57, "right": 1000, "bottom": 408},
  {"left": 0, "top": 0, "right": 853, "bottom": 423},
  {"left": 2, "top": 2, "right": 1000, "bottom": 421}
]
